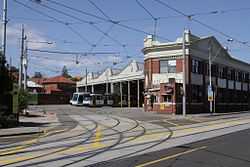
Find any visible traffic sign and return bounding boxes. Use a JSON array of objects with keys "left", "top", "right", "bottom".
[{"left": 208, "top": 86, "right": 213, "bottom": 101}]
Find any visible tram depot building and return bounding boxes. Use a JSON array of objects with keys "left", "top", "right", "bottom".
[{"left": 77, "top": 30, "right": 250, "bottom": 114}]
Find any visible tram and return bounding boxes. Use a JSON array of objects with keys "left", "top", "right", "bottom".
[
  {"left": 70, "top": 92, "right": 90, "bottom": 106},
  {"left": 70, "top": 93, "right": 105, "bottom": 107},
  {"left": 103, "top": 94, "right": 114, "bottom": 106}
]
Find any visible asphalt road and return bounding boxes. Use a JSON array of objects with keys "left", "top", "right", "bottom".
[
  {"left": 1, "top": 105, "right": 250, "bottom": 167},
  {"left": 94, "top": 128, "right": 250, "bottom": 167}
]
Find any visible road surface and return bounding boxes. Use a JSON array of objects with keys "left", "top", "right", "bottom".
[{"left": 0, "top": 105, "right": 250, "bottom": 167}]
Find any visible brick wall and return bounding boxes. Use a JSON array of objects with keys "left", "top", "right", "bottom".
[{"left": 176, "top": 59, "right": 183, "bottom": 72}]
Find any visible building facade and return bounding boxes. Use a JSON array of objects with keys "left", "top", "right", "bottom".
[
  {"left": 76, "top": 60, "right": 144, "bottom": 107},
  {"left": 42, "top": 76, "right": 75, "bottom": 96},
  {"left": 143, "top": 30, "right": 250, "bottom": 114}
]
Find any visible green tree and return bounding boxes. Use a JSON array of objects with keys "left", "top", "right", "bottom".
[
  {"left": 61, "top": 65, "right": 71, "bottom": 78},
  {"left": 18, "top": 89, "right": 28, "bottom": 112},
  {"left": 33, "top": 72, "right": 43, "bottom": 78}
]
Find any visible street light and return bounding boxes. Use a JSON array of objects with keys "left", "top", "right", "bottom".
[{"left": 22, "top": 39, "right": 53, "bottom": 90}]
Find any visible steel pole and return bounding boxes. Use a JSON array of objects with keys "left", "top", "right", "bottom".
[
  {"left": 182, "top": 30, "right": 186, "bottom": 116},
  {"left": 209, "top": 42, "right": 213, "bottom": 113},
  {"left": 23, "top": 37, "right": 28, "bottom": 90},
  {"left": 137, "top": 79, "right": 140, "bottom": 108},
  {"left": 85, "top": 68, "right": 87, "bottom": 92},
  {"left": 120, "top": 82, "right": 123, "bottom": 108},
  {"left": 1, "top": 0, "right": 7, "bottom": 67},
  {"left": 18, "top": 25, "right": 25, "bottom": 89}
]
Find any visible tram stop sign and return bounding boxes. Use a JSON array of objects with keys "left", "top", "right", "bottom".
[{"left": 208, "top": 86, "right": 213, "bottom": 101}]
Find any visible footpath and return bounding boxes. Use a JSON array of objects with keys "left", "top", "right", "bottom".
[{"left": 0, "top": 109, "right": 58, "bottom": 138}]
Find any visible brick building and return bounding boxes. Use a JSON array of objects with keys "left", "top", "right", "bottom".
[
  {"left": 42, "top": 76, "right": 75, "bottom": 96},
  {"left": 143, "top": 30, "right": 250, "bottom": 114}
]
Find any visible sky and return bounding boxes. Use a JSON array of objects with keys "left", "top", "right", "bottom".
[{"left": 1, "top": 0, "right": 250, "bottom": 77}]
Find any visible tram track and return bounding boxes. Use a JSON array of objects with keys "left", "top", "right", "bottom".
[
  {"left": 2, "top": 108, "right": 250, "bottom": 167},
  {"left": 6, "top": 115, "right": 144, "bottom": 167},
  {"left": 0, "top": 113, "right": 122, "bottom": 167}
]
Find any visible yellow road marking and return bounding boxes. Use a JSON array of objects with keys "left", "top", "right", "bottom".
[
  {"left": 135, "top": 146, "right": 207, "bottom": 167},
  {"left": 186, "top": 117, "right": 203, "bottom": 123},
  {"left": 163, "top": 120, "right": 179, "bottom": 126},
  {"left": 0, "top": 139, "right": 39, "bottom": 156},
  {"left": 0, "top": 128, "right": 65, "bottom": 156},
  {"left": 0, "top": 148, "right": 62, "bottom": 165},
  {"left": 59, "top": 145, "right": 86, "bottom": 154},
  {"left": 92, "top": 126, "right": 105, "bottom": 148},
  {"left": 0, "top": 142, "right": 108, "bottom": 166},
  {"left": 0, "top": 155, "right": 36, "bottom": 165}
]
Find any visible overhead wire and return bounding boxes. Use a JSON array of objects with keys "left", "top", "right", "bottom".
[
  {"left": 88, "top": 24, "right": 116, "bottom": 52},
  {"left": 153, "top": 0, "right": 250, "bottom": 48},
  {"left": 28, "top": 48, "right": 120, "bottom": 56},
  {"left": 87, "top": 0, "right": 116, "bottom": 53},
  {"left": 44, "top": 0, "right": 172, "bottom": 41},
  {"left": 29, "top": 0, "right": 126, "bottom": 49},
  {"left": 87, "top": 0, "right": 129, "bottom": 56},
  {"left": 87, "top": 0, "right": 112, "bottom": 20},
  {"left": 136, "top": 0, "right": 159, "bottom": 40},
  {"left": 13, "top": 0, "right": 93, "bottom": 47},
  {"left": 29, "top": 61, "right": 61, "bottom": 73},
  {"left": 10, "top": 6, "right": 250, "bottom": 24}
]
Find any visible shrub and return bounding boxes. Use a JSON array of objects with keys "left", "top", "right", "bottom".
[{"left": 18, "top": 89, "right": 29, "bottom": 111}]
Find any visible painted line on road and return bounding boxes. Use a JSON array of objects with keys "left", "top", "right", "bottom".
[
  {"left": 0, "top": 148, "right": 62, "bottom": 165},
  {"left": 163, "top": 120, "right": 179, "bottom": 126},
  {"left": 135, "top": 146, "right": 207, "bottom": 167},
  {"left": 92, "top": 126, "right": 105, "bottom": 148},
  {"left": 185, "top": 117, "right": 204, "bottom": 123},
  {"left": 0, "top": 128, "right": 67, "bottom": 156}
]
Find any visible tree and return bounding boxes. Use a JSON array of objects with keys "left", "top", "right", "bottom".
[
  {"left": 61, "top": 65, "right": 71, "bottom": 78},
  {"left": 33, "top": 72, "right": 43, "bottom": 78}
]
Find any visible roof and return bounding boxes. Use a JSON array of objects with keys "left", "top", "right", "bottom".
[
  {"left": 46, "top": 87, "right": 63, "bottom": 93},
  {"left": 77, "top": 60, "right": 144, "bottom": 87},
  {"left": 27, "top": 80, "right": 43, "bottom": 88},
  {"left": 31, "top": 78, "right": 46, "bottom": 85},
  {"left": 42, "top": 76, "right": 75, "bottom": 84}
]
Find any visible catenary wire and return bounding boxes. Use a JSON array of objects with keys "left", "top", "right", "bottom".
[
  {"left": 153, "top": 0, "right": 250, "bottom": 48},
  {"left": 44, "top": 0, "right": 172, "bottom": 41}
]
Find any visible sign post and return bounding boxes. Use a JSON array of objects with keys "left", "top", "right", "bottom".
[{"left": 208, "top": 85, "right": 213, "bottom": 112}]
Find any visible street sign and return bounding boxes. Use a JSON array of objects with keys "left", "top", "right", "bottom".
[{"left": 208, "top": 86, "right": 213, "bottom": 101}]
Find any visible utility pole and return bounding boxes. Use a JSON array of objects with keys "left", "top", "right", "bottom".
[
  {"left": 208, "top": 40, "right": 213, "bottom": 113},
  {"left": 19, "top": 25, "right": 25, "bottom": 89},
  {"left": 182, "top": 30, "right": 187, "bottom": 116},
  {"left": 1, "top": 0, "right": 7, "bottom": 67},
  {"left": 85, "top": 68, "right": 87, "bottom": 92},
  {"left": 23, "top": 36, "right": 28, "bottom": 90}
]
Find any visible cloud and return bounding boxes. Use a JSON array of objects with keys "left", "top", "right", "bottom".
[{"left": 0, "top": 24, "right": 56, "bottom": 49}]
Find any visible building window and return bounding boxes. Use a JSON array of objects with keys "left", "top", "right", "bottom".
[
  {"left": 192, "top": 59, "right": 199, "bottom": 73},
  {"left": 228, "top": 69, "right": 235, "bottom": 80},
  {"left": 163, "top": 95, "right": 172, "bottom": 102},
  {"left": 222, "top": 67, "right": 227, "bottom": 79},
  {"left": 238, "top": 71, "right": 243, "bottom": 82},
  {"left": 191, "top": 85, "right": 202, "bottom": 102},
  {"left": 160, "top": 60, "right": 176, "bottom": 73},
  {"left": 192, "top": 59, "right": 203, "bottom": 74},
  {"left": 245, "top": 73, "right": 249, "bottom": 82},
  {"left": 218, "top": 67, "right": 223, "bottom": 78},
  {"left": 211, "top": 64, "right": 218, "bottom": 77}
]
